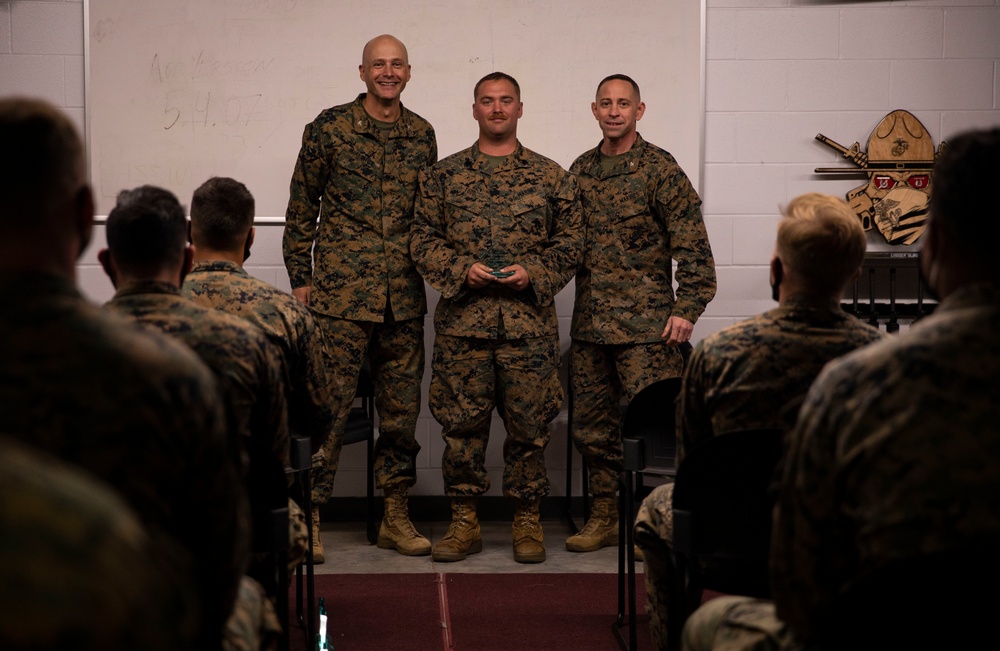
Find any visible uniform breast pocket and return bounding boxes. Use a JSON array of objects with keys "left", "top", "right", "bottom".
[
  {"left": 444, "top": 191, "right": 488, "bottom": 245},
  {"left": 510, "top": 195, "right": 549, "bottom": 239},
  {"left": 334, "top": 152, "right": 378, "bottom": 198}
]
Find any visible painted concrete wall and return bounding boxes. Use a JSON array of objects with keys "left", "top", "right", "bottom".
[{"left": 2, "top": 0, "right": 998, "bottom": 497}]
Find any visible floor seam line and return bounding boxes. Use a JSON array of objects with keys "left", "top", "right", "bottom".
[{"left": 437, "top": 571, "right": 454, "bottom": 651}]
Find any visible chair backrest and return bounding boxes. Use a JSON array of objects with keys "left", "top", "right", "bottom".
[
  {"left": 672, "top": 428, "right": 783, "bottom": 564},
  {"left": 621, "top": 377, "right": 683, "bottom": 474}
]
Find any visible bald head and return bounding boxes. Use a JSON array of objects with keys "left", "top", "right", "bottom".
[
  {"left": 362, "top": 34, "right": 408, "bottom": 67},
  {"left": 0, "top": 97, "right": 93, "bottom": 276}
]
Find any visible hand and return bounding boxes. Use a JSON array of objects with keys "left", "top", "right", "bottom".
[
  {"left": 292, "top": 285, "right": 311, "bottom": 306},
  {"left": 465, "top": 262, "right": 497, "bottom": 289},
  {"left": 661, "top": 316, "right": 693, "bottom": 346},
  {"left": 496, "top": 264, "right": 530, "bottom": 291}
]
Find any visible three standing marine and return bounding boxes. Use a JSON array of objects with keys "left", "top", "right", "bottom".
[{"left": 283, "top": 35, "right": 716, "bottom": 562}]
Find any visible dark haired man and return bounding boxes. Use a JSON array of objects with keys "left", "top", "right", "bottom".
[
  {"left": 101, "top": 184, "right": 289, "bottom": 469},
  {"left": 411, "top": 72, "right": 582, "bottom": 564},
  {"left": 101, "top": 183, "right": 296, "bottom": 650},
  {"left": 184, "top": 177, "right": 336, "bottom": 535},
  {"left": 565, "top": 74, "right": 716, "bottom": 553},
  {"left": 0, "top": 97, "right": 246, "bottom": 651},
  {"left": 283, "top": 34, "right": 438, "bottom": 558}
]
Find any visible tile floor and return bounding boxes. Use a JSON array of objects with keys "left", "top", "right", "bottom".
[{"left": 313, "top": 519, "right": 642, "bottom": 575}]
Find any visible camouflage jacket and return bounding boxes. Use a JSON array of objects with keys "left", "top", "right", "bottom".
[
  {"left": 0, "top": 271, "right": 248, "bottom": 649},
  {"left": 106, "top": 280, "right": 290, "bottom": 466},
  {"left": 283, "top": 93, "right": 438, "bottom": 322},
  {"left": 569, "top": 134, "right": 717, "bottom": 343},
  {"left": 0, "top": 436, "right": 199, "bottom": 650},
  {"left": 411, "top": 141, "right": 583, "bottom": 339},
  {"left": 677, "top": 296, "right": 885, "bottom": 462},
  {"left": 771, "top": 282, "right": 1000, "bottom": 645},
  {"left": 183, "top": 260, "right": 336, "bottom": 450}
]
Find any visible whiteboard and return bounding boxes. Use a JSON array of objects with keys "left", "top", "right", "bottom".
[{"left": 85, "top": 0, "right": 705, "bottom": 219}]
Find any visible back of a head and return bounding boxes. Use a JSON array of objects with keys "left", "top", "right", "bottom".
[
  {"left": 106, "top": 186, "right": 187, "bottom": 276},
  {"left": 776, "top": 193, "right": 866, "bottom": 297},
  {"left": 189, "top": 177, "right": 255, "bottom": 251},
  {"left": 0, "top": 97, "right": 84, "bottom": 231},
  {"left": 929, "top": 127, "right": 1000, "bottom": 273}
]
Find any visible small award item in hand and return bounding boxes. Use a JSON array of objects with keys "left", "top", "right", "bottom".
[{"left": 482, "top": 246, "right": 515, "bottom": 278}]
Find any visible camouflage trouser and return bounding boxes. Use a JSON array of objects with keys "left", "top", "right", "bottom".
[
  {"left": 222, "top": 575, "right": 282, "bottom": 651},
  {"left": 288, "top": 498, "right": 307, "bottom": 572},
  {"left": 634, "top": 482, "right": 675, "bottom": 650},
  {"left": 310, "top": 314, "right": 424, "bottom": 504},
  {"left": 682, "top": 596, "right": 797, "bottom": 651},
  {"left": 570, "top": 339, "right": 684, "bottom": 497},
  {"left": 430, "top": 334, "right": 563, "bottom": 501}
]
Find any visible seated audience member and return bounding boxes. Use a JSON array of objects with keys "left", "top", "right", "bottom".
[
  {"left": 634, "top": 193, "right": 885, "bottom": 650},
  {"left": 0, "top": 97, "right": 248, "bottom": 651},
  {"left": 682, "top": 128, "right": 1000, "bottom": 650},
  {"left": 100, "top": 186, "right": 302, "bottom": 649},
  {"left": 101, "top": 184, "right": 289, "bottom": 468},
  {"left": 183, "top": 176, "right": 336, "bottom": 562},
  {"left": 0, "top": 435, "right": 197, "bottom": 651}
]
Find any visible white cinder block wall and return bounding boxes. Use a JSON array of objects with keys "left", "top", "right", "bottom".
[{"left": 2, "top": 0, "right": 998, "bottom": 498}]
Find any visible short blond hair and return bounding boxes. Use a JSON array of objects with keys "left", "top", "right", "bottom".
[{"left": 776, "top": 193, "right": 866, "bottom": 295}]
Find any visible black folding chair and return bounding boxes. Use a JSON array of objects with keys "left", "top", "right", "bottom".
[
  {"left": 341, "top": 356, "right": 377, "bottom": 543},
  {"left": 666, "top": 428, "right": 783, "bottom": 651},
  {"left": 613, "top": 377, "right": 683, "bottom": 651}
]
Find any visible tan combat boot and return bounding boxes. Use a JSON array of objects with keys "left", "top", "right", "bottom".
[
  {"left": 512, "top": 499, "right": 545, "bottom": 563},
  {"left": 310, "top": 509, "right": 325, "bottom": 564},
  {"left": 565, "top": 496, "right": 619, "bottom": 552},
  {"left": 432, "top": 497, "right": 482, "bottom": 562},
  {"left": 377, "top": 487, "right": 431, "bottom": 556}
]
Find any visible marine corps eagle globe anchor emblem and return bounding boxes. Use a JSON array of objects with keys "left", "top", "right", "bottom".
[{"left": 815, "top": 110, "right": 946, "bottom": 246}]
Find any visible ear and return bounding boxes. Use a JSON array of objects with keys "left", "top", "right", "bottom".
[
  {"left": 635, "top": 101, "right": 646, "bottom": 121},
  {"left": 591, "top": 101, "right": 599, "bottom": 120},
  {"left": 515, "top": 101, "right": 523, "bottom": 119},
  {"left": 358, "top": 63, "right": 366, "bottom": 83},
  {"left": 182, "top": 244, "right": 194, "bottom": 275},
  {"left": 98, "top": 248, "right": 118, "bottom": 288},
  {"left": 73, "top": 185, "right": 95, "bottom": 260},
  {"left": 243, "top": 227, "right": 256, "bottom": 263}
]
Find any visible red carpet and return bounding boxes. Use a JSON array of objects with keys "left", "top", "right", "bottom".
[{"left": 287, "top": 573, "right": 651, "bottom": 651}]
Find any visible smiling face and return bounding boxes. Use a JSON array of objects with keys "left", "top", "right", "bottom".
[
  {"left": 473, "top": 78, "right": 522, "bottom": 141},
  {"left": 592, "top": 78, "right": 645, "bottom": 144},
  {"left": 359, "top": 35, "right": 411, "bottom": 103}
]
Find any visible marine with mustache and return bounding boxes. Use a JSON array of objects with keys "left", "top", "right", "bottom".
[{"left": 411, "top": 72, "right": 583, "bottom": 564}]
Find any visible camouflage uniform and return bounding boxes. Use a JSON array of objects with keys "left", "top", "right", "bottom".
[
  {"left": 107, "top": 280, "right": 307, "bottom": 601},
  {"left": 0, "top": 435, "right": 198, "bottom": 651},
  {"left": 411, "top": 141, "right": 583, "bottom": 499},
  {"left": 0, "top": 271, "right": 248, "bottom": 651},
  {"left": 283, "top": 94, "right": 437, "bottom": 497},
  {"left": 682, "top": 282, "right": 1000, "bottom": 651},
  {"left": 568, "top": 135, "right": 716, "bottom": 498},
  {"left": 106, "top": 279, "right": 289, "bottom": 467},
  {"left": 182, "top": 260, "right": 335, "bottom": 459},
  {"left": 635, "top": 297, "right": 884, "bottom": 650}
]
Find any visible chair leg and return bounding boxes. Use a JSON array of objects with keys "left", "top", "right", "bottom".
[
  {"left": 612, "top": 470, "right": 638, "bottom": 651},
  {"left": 302, "top": 477, "right": 315, "bottom": 646},
  {"left": 625, "top": 472, "right": 637, "bottom": 651},
  {"left": 366, "top": 398, "right": 377, "bottom": 545}
]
